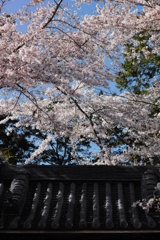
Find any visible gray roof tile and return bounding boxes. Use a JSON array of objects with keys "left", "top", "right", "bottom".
[{"left": 0, "top": 165, "right": 160, "bottom": 239}]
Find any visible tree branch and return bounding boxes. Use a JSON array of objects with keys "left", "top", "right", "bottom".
[
  {"left": 42, "top": 0, "right": 63, "bottom": 29},
  {"left": 14, "top": 0, "right": 63, "bottom": 52}
]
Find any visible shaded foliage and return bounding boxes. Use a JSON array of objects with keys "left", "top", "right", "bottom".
[
  {"left": 0, "top": 115, "right": 94, "bottom": 165},
  {"left": 0, "top": 115, "right": 35, "bottom": 164},
  {"left": 115, "top": 31, "right": 160, "bottom": 165},
  {"left": 116, "top": 31, "right": 160, "bottom": 95}
]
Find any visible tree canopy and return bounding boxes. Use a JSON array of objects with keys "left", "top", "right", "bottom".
[
  {"left": 0, "top": 0, "right": 159, "bottom": 165},
  {"left": 116, "top": 31, "right": 160, "bottom": 95}
]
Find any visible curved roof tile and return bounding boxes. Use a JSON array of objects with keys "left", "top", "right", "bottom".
[{"left": 0, "top": 165, "right": 160, "bottom": 240}]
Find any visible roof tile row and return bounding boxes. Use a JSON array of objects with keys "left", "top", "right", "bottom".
[{"left": 0, "top": 166, "right": 159, "bottom": 231}]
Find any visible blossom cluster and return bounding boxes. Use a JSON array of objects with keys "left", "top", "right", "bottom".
[{"left": 137, "top": 197, "right": 160, "bottom": 214}]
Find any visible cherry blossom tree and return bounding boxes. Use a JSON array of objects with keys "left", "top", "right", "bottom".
[{"left": 0, "top": 0, "right": 159, "bottom": 165}]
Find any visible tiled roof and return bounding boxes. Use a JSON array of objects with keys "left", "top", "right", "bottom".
[{"left": 0, "top": 165, "right": 160, "bottom": 240}]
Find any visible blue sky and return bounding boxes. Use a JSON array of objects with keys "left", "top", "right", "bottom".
[
  {"left": 3, "top": 0, "right": 102, "bottom": 34},
  {"left": 3, "top": 0, "right": 101, "bottom": 15}
]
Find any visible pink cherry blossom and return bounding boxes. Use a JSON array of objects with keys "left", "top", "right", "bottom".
[{"left": 0, "top": 0, "right": 159, "bottom": 164}]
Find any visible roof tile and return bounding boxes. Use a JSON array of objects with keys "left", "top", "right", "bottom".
[{"left": 0, "top": 165, "right": 160, "bottom": 237}]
